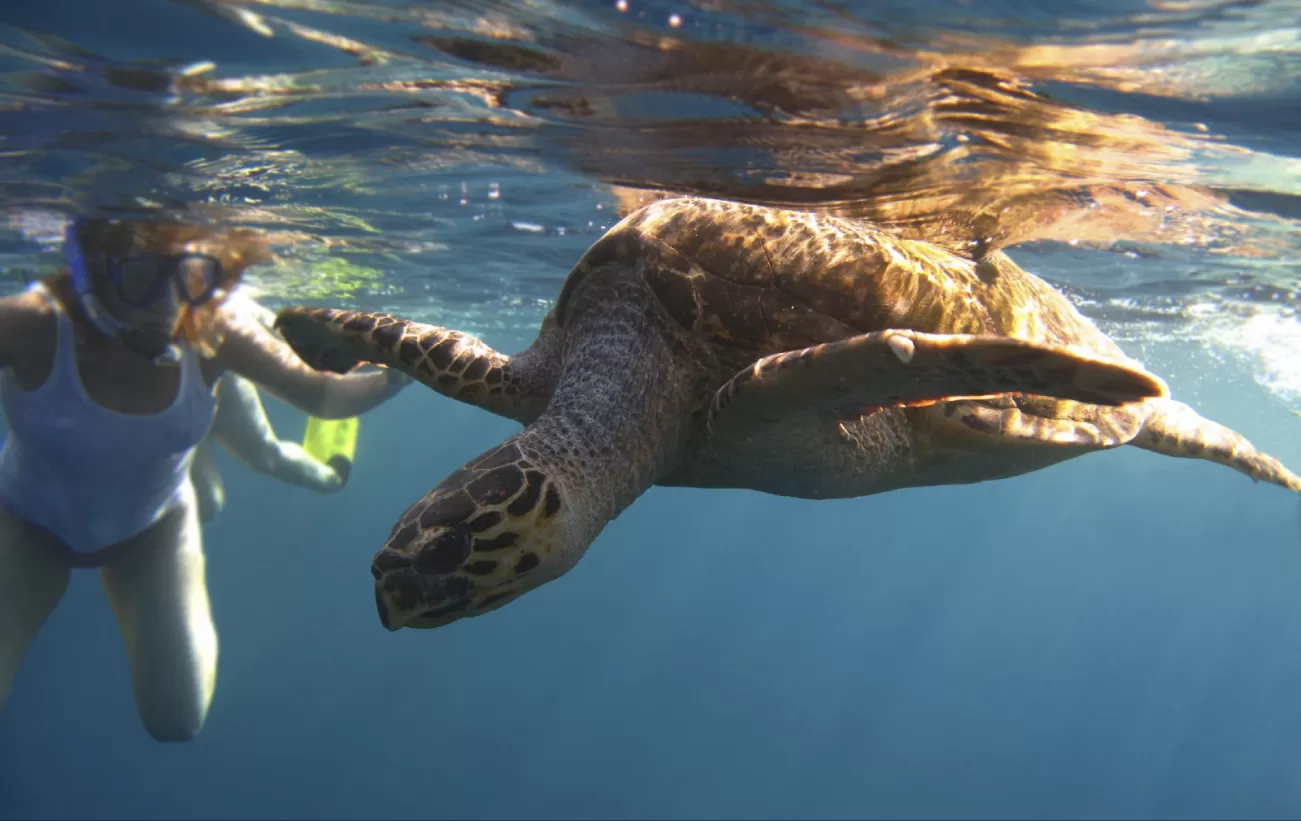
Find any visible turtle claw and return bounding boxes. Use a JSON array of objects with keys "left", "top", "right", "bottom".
[{"left": 274, "top": 310, "right": 364, "bottom": 374}]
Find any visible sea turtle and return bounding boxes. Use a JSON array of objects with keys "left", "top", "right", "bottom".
[{"left": 274, "top": 197, "right": 1301, "bottom": 631}]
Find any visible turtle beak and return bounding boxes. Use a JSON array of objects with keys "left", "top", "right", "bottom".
[
  {"left": 374, "top": 585, "right": 399, "bottom": 631},
  {"left": 370, "top": 547, "right": 476, "bottom": 631},
  {"left": 369, "top": 548, "right": 423, "bottom": 631},
  {"left": 369, "top": 553, "right": 418, "bottom": 631}
]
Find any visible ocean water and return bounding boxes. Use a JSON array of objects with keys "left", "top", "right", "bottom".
[{"left": 2, "top": 0, "right": 1301, "bottom": 819}]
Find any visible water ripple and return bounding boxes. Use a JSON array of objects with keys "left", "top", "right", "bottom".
[{"left": 1, "top": 0, "right": 1299, "bottom": 396}]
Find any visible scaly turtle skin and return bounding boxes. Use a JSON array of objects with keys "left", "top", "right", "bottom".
[{"left": 274, "top": 197, "right": 1301, "bottom": 631}]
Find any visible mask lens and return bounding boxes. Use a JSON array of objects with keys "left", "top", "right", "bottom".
[
  {"left": 114, "top": 255, "right": 167, "bottom": 306},
  {"left": 175, "top": 254, "right": 220, "bottom": 304},
  {"left": 110, "top": 253, "right": 221, "bottom": 307}
]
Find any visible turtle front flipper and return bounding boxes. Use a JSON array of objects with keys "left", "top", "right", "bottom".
[
  {"left": 1132, "top": 398, "right": 1301, "bottom": 491},
  {"left": 707, "top": 329, "right": 1169, "bottom": 438},
  {"left": 274, "top": 308, "right": 556, "bottom": 423},
  {"left": 364, "top": 272, "right": 695, "bottom": 632}
]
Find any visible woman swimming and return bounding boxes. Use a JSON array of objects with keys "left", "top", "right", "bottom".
[{"left": 0, "top": 216, "right": 407, "bottom": 741}]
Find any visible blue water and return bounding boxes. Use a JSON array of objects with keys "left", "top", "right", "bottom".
[
  {"left": 4, "top": 0, "right": 1301, "bottom": 818},
  {"left": 5, "top": 339, "right": 1301, "bottom": 820}
]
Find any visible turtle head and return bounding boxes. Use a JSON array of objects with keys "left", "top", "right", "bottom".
[{"left": 370, "top": 439, "right": 582, "bottom": 630}]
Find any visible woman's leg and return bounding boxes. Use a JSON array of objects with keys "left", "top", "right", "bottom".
[
  {"left": 190, "top": 438, "right": 226, "bottom": 523},
  {"left": 0, "top": 505, "right": 71, "bottom": 710},
  {"left": 100, "top": 489, "right": 218, "bottom": 742}
]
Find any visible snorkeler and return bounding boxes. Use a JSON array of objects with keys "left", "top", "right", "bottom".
[
  {"left": 0, "top": 217, "right": 409, "bottom": 741},
  {"left": 190, "top": 288, "right": 358, "bottom": 523}
]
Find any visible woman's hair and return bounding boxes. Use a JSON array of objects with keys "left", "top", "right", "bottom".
[{"left": 65, "top": 218, "right": 274, "bottom": 355}]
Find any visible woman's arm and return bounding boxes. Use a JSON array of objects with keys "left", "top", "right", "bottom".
[
  {"left": 214, "top": 302, "right": 407, "bottom": 419},
  {"left": 0, "top": 300, "right": 22, "bottom": 370},
  {"left": 0, "top": 290, "right": 55, "bottom": 373},
  {"left": 210, "top": 372, "right": 345, "bottom": 492}
]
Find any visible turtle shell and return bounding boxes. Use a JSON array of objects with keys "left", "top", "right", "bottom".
[{"left": 556, "top": 196, "right": 1130, "bottom": 366}]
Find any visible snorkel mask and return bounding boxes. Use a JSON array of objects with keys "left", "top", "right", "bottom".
[{"left": 65, "top": 219, "right": 224, "bottom": 365}]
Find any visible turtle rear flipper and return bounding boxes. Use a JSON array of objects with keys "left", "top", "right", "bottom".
[
  {"left": 706, "top": 329, "right": 1168, "bottom": 438},
  {"left": 1133, "top": 398, "right": 1301, "bottom": 491}
]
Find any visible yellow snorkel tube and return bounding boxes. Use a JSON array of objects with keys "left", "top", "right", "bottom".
[
  {"left": 298, "top": 367, "right": 405, "bottom": 485},
  {"left": 302, "top": 415, "right": 361, "bottom": 485}
]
